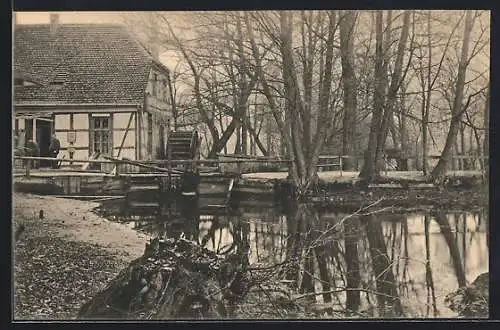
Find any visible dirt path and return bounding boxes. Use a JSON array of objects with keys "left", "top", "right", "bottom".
[
  {"left": 12, "top": 193, "right": 150, "bottom": 320},
  {"left": 13, "top": 193, "right": 149, "bottom": 261}
]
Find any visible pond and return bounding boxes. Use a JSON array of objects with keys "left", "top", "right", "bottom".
[{"left": 98, "top": 200, "right": 488, "bottom": 318}]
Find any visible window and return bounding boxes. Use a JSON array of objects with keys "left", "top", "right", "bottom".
[
  {"left": 147, "top": 114, "right": 153, "bottom": 155},
  {"left": 91, "top": 116, "right": 111, "bottom": 154}
]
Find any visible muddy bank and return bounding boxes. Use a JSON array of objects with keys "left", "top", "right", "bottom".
[{"left": 12, "top": 193, "right": 150, "bottom": 320}]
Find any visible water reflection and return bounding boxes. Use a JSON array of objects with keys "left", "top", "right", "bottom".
[{"left": 113, "top": 200, "right": 488, "bottom": 318}]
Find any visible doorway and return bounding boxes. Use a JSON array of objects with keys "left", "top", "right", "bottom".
[{"left": 36, "top": 119, "right": 52, "bottom": 167}]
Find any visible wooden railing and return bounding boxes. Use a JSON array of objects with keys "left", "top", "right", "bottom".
[
  {"left": 13, "top": 154, "right": 488, "bottom": 178},
  {"left": 13, "top": 156, "right": 293, "bottom": 177}
]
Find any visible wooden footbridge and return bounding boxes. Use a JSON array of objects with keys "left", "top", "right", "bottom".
[{"left": 13, "top": 130, "right": 291, "bottom": 215}]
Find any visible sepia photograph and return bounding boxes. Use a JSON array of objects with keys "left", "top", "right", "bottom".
[{"left": 12, "top": 10, "right": 489, "bottom": 320}]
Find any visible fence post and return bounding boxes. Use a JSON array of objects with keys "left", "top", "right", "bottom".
[
  {"left": 339, "top": 156, "right": 343, "bottom": 177},
  {"left": 25, "top": 158, "right": 31, "bottom": 178}
]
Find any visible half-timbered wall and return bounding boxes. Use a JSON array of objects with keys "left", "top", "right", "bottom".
[
  {"left": 112, "top": 112, "right": 136, "bottom": 160},
  {"left": 14, "top": 106, "right": 139, "bottom": 161}
]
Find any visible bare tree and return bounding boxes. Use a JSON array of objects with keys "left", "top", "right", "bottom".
[
  {"left": 339, "top": 11, "right": 359, "bottom": 170},
  {"left": 244, "top": 11, "right": 342, "bottom": 195},
  {"left": 430, "top": 11, "right": 475, "bottom": 180},
  {"left": 360, "top": 10, "right": 412, "bottom": 181}
]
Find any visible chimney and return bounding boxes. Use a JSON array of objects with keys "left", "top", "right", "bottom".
[{"left": 50, "top": 13, "right": 59, "bottom": 35}]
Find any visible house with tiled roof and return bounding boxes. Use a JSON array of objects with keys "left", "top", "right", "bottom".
[{"left": 13, "top": 14, "right": 172, "bottom": 166}]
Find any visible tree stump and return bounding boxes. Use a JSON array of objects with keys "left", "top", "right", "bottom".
[
  {"left": 445, "top": 272, "right": 488, "bottom": 318},
  {"left": 78, "top": 237, "right": 249, "bottom": 320}
]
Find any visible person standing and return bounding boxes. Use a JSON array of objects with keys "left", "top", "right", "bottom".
[
  {"left": 49, "top": 133, "right": 61, "bottom": 169},
  {"left": 17, "top": 129, "right": 26, "bottom": 153}
]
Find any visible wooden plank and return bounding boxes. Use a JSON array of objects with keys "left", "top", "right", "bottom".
[
  {"left": 410, "top": 183, "right": 437, "bottom": 189},
  {"left": 17, "top": 155, "right": 115, "bottom": 164},
  {"left": 128, "top": 202, "right": 160, "bottom": 208},
  {"left": 90, "top": 196, "right": 126, "bottom": 202},
  {"left": 102, "top": 155, "right": 182, "bottom": 174},
  {"left": 128, "top": 185, "right": 160, "bottom": 192},
  {"left": 233, "top": 188, "right": 275, "bottom": 195},
  {"left": 368, "top": 183, "right": 404, "bottom": 189},
  {"left": 51, "top": 195, "right": 126, "bottom": 200}
]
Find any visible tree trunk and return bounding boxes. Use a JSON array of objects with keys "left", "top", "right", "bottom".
[
  {"left": 244, "top": 12, "right": 298, "bottom": 183},
  {"left": 234, "top": 125, "right": 241, "bottom": 154},
  {"left": 359, "top": 11, "right": 385, "bottom": 182},
  {"left": 314, "top": 245, "right": 332, "bottom": 304},
  {"left": 303, "top": 11, "right": 337, "bottom": 191},
  {"left": 279, "top": 12, "right": 309, "bottom": 193},
  {"left": 340, "top": 10, "right": 358, "bottom": 171},
  {"left": 422, "top": 92, "right": 429, "bottom": 175},
  {"left": 299, "top": 249, "right": 315, "bottom": 304},
  {"left": 344, "top": 217, "right": 361, "bottom": 312},
  {"left": 422, "top": 11, "right": 433, "bottom": 175},
  {"left": 373, "top": 10, "right": 411, "bottom": 175},
  {"left": 266, "top": 115, "right": 272, "bottom": 155},
  {"left": 300, "top": 11, "right": 315, "bottom": 158},
  {"left": 424, "top": 215, "right": 438, "bottom": 316},
  {"left": 399, "top": 87, "right": 409, "bottom": 169},
  {"left": 364, "top": 214, "right": 403, "bottom": 317},
  {"left": 432, "top": 211, "right": 467, "bottom": 288},
  {"left": 483, "top": 84, "right": 489, "bottom": 178},
  {"left": 430, "top": 11, "right": 474, "bottom": 181},
  {"left": 460, "top": 122, "right": 466, "bottom": 170},
  {"left": 247, "top": 11, "right": 339, "bottom": 196}
]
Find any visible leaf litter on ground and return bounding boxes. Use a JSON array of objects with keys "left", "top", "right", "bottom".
[{"left": 14, "top": 234, "right": 127, "bottom": 320}]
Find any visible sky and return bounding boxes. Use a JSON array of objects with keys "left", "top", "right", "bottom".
[{"left": 14, "top": 12, "right": 125, "bottom": 25}]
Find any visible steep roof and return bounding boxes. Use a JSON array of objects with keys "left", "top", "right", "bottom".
[{"left": 14, "top": 24, "right": 160, "bottom": 105}]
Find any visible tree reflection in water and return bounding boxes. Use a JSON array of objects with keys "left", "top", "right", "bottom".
[
  {"left": 344, "top": 216, "right": 361, "bottom": 313},
  {"left": 362, "top": 214, "right": 403, "bottom": 317},
  {"left": 432, "top": 210, "right": 467, "bottom": 288},
  {"left": 123, "top": 197, "right": 486, "bottom": 318},
  {"left": 424, "top": 215, "right": 438, "bottom": 317}
]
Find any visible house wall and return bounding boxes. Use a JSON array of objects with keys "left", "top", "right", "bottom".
[
  {"left": 112, "top": 112, "right": 136, "bottom": 160},
  {"left": 14, "top": 66, "right": 173, "bottom": 163},
  {"left": 138, "top": 67, "right": 171, "bottom": 160},
  {"left": 137, "top": 109, "right": 169, "bottom": 160},
  {"left": 15, "top": 106, "right": 139, "bottom": 163}
]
